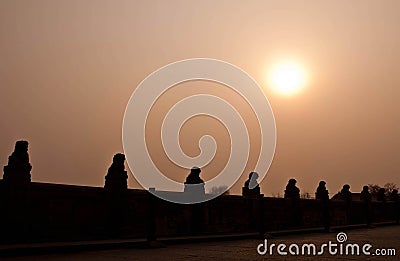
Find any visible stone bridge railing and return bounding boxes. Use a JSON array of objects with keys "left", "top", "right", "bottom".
[{"left": 0, "top": 180, "right": 398, "bottom": 244}]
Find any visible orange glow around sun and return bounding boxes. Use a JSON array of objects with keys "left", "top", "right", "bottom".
[{"left": 268, "top": 61, "right": 308, "bottom": 95}]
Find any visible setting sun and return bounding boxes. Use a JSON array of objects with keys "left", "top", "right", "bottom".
[{"left": 268, "top": 61, "right": 307, "bottom": 95}]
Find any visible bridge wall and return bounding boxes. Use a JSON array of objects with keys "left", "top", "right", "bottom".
[{"left": 0, "top": 181, "right": 398, "bottom": 244}]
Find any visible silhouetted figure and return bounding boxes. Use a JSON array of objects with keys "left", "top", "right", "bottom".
[
  {"left": 242, "top": 172, "right": 264, "bottom": 234},
  {"left": 377, "top": 188, "right": 387, "bottom": 203},
  {"left": 339, "top": 184, "right": 352, "bottom": 202},
  {"left": 284, "top": 179, "right": 300, "bottom": 200},
  {"left": 104, "top": 153, "right": 128, "bottom": 191},
  {"left": 104, "top": 153, "right": 128, "bottom": 236},
  {"left": 315, "top": 181, "right": 330, "bottom": 231},
  {"left": 339, "top": 184, "right": 352, "bottom": 224},
  {"left": 390, "top": 189, "right": 399, "bottom": 202},
  {"left": 1, "top": 141, "right": 32, "bottom": 241},
  {"left": 185, "top": 166, "right": 204, "bottom": 184},
  {"left": 243, "top": 172, "right": 261, "bottom": 197},
  {"left": 184, "top": 167, "right": 205, "bottom": 234},
  {"left": 284, "top": 179, "right": 301, "bottom": 226},
  {"left": 360, "top": 186, "right": 371, "bottom": 202},
  {"left": 360, "top": 185, "right": 372, "bottom": 226},
  {"left": 315, "top": 181, "right": 329, "bottom": 200},
  {"left": 3, "top": 140, "right": 32, "bottom": 186},
  {"left": 376, "top": 188, "right": 388, "bottom": 221},
  {"left": 390, "top": 189, "right": 399, "bottom": 224},
  {"left": 184, "top": 166, "right": 205, "bottom": 195}
]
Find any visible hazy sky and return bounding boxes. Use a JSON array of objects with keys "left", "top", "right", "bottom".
[{"left": 1, "top": 0, "right": 399, "bottom": 196}]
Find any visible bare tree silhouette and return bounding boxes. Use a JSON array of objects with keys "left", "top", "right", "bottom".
[{"left": 209, "top": 185, "right": 229, "bottom": 195}]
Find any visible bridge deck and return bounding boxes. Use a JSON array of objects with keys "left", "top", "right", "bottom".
[{"left": 2, "top": 225, "right": 400, "bottom": 260}]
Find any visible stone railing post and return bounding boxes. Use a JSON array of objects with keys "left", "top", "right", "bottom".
[
  {"left": 1, "top": 140, "right": 32, "bottom": 241},
  {"left": 147, "top": 188, "right": 157, "bottom": 242},
  {"left": 104, "top": 153, "right": 128, "bottom": 236}
]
